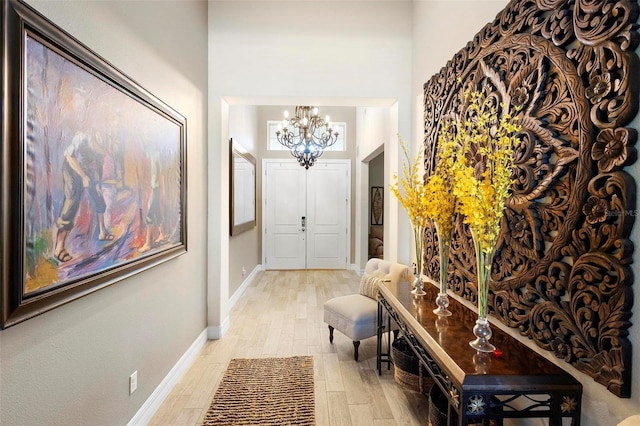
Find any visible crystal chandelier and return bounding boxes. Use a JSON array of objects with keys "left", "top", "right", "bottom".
[{"left": 275, "top": 106, "right": 339, "bottom": 169}]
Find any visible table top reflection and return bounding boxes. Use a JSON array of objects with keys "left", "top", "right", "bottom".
[{"left": 379, "top": 280, "right": 582, "bottom": 391}]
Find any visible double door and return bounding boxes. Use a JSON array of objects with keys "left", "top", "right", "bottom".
[{"left": 263, "top": 160, "right": 350, "bottom": 270}]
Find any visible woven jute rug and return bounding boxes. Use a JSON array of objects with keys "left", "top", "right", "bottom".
[{"left": 202, "top": 356, "right": 315, "bottom": 425}]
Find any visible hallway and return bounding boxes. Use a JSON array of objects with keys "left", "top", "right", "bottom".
[{"left": 150, "top": 269, "right": 429, "bottom": 425}]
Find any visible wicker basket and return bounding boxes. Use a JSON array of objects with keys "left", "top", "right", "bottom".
[
  {"left": 429, "top": 384, "right": 448, "bottom": 426},
  {"left": 391, "top": 336, "right": 433, "bottom": 394}
]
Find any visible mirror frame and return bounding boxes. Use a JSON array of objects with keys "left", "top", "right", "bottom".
[{"left": 229, "top": 138, "right": 256, "bottom": 236}]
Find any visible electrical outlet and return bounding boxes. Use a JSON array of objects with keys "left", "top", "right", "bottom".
[
  {"left": 129, "top": 371, "right": 138, "bottom": 395},
  {"left": 242, "top": 266, "right": 246, "bottom": 276}
]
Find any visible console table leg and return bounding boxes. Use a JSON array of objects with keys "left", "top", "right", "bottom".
[
  {"left": 377, "top": 300, "right": 383, "bottom": 375},
  {"left": 386, "top": 314, "right": 392, "bottom": 370},
  {"left": 447, "top": 402, "right": 461, "bottom": 426}
]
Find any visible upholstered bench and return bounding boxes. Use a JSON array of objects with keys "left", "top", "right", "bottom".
[{"left": 323, "top": 258, "right": 413, "bottom": 361}]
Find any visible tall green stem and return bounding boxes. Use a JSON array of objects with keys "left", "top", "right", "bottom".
[
  {"left": 436, "top": 223, "right": 450, "bottom": 294},
  {"left": 472, "top": 231, "right": 492, "bottom": 319},
  {"left": 414, "top": 225, "right": 423, "bottom": 276},
  {"left": 433, "top": 222, "right": 452, "bottom": 316}
]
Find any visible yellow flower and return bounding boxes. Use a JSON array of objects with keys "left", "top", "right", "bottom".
[
  {"left": 390, "top": 137, "right": 430, "bottom": 273},
  {"left": 436, "top": 91, "right": 520, "bottom": 318},
  {"left": 422, "top": 128, "right": 458, "bottom": 240},
  {"left": 390, "top": 138, "right": 429, "bottom": 232},
  {"left": 445, "top": 90, "right": 521, "bottom": 257}
]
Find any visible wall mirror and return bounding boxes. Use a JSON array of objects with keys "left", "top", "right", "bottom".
[{"left": 229, "top": 138, "right": 256, "bottom": 236}]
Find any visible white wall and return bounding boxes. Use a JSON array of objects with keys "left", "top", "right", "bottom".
[
  {"left": 208, "top": 0, "right": 414, "bottom": 331},
  {"left": 228, "top": 105, "right": 260, "bottom": 298},
  {"left": 411, "top": 1, "right": 640, "bottom": 424},
  {"left": 356, "top": 106, "right": 395, "bottom": 267},
  {"left": 0, "top": 1, "right": 209, "bottom": 424},
  {"left": 229, "top": 105, "right": 258, "bottom": 154}
]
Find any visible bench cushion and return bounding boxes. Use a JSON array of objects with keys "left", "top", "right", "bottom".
[{"left": 323, "top": 294, "right": 379, "bottom": 341}]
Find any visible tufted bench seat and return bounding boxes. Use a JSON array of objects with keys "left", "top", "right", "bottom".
[{"left": 323, "top": 258, "right": 413, "bottom": 361}]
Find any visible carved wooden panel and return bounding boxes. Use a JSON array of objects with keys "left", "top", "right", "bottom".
[{"left": 422, "top": 0, "right": 638, "bottom": 397}]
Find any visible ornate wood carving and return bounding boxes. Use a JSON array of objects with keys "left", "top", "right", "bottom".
[{"left": 422, "top": 0, "right": 638, "bottom": 397}]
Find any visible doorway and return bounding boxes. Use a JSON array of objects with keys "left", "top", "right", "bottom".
[
  {"left": 263, "top": 159, "right": 351, "bottom": 270},
  {"left": 368, "top": 151, "right": 384, "bottom": 259}
]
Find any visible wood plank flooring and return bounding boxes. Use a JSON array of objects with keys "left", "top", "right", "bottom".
[{"left": 149, "top": 269, "right": 430, "bottom": 425}]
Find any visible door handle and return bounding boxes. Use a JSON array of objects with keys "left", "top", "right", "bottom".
[{"left": 299, "top": 228, "right": 306, "bottom": 232}]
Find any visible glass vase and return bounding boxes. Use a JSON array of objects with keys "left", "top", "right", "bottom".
[
  {"left": 411, "top": 225, "right": 426, "bottom": 296},
  {"left": 469, "top": 233, "right": 496, "bottom": 352},
  {"left": 411, "top": 269, "right": 426, "bottom": 296},
  {"left": 433, "top": 226, "right": 452, "bottom": 316}
]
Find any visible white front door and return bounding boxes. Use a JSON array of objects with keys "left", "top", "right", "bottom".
[
  {"left": 263, "top": 159, "right": 350, "bottom": 270},
  {"left": 306, "top": 162, "right": 349, "bottom": 269},
  {"left": 264, "top": 161, "right": 307, "bottom": 269}
]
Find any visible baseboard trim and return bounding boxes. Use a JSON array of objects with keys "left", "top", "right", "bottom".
[
  {"left": 350, "top": 263, "right": 364, "bottom": 275},
  {"left": 207, "top": 316, "right": 230, "bottom": 340},
  {"left": 127, "top": 328, "right": 208, "bottom": 426},
  {"left": 207, "top": 265, "right": 262, "bottom": 341},
  {"left": 229, "top": 264, "right": 263, "bottom": 309}
]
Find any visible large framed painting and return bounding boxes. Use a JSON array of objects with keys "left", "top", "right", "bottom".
[{"left": 1, "top": 0, "right": 187, "bottom": 328}]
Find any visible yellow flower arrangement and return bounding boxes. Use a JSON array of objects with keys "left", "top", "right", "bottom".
[
  {"left": 421, "top": 127, "right": 458, "bottom": 311},
  {"left": 422, "top": 126, "right": 458, "bottom": 241},
  {"left": 448, "top": 90, "right": 521, "bottom": 256},
  {"left": 443, "top": 90, "right": 521, "bottom": 329},
  {"left": 390, "top": 138, "right": 429, "bottom": 288}
]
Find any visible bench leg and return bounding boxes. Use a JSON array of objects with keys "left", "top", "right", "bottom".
[
  {"left": 328, "top": 325, "right": 334, "bottom": 343},
  {"left": 353, "top": 341, "right": 360, "bottom": 361}
]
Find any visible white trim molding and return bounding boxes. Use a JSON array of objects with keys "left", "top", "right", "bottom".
[
  {"left": 207, "top": 316, "right": 230, "bottom": 340},
  {"left": 350, "top": 263, "right": 364, "bottom": 276},
  {"left": 127, "top": 328, "right": 208, "bottom": 426},
  {"left": 208, "top": 265, "right": 262, "bottom": 341},
  {"left": 229, "top": 264, "right": 263, "bottom": 309}
]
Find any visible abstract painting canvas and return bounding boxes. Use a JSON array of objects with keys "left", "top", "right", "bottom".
[{"left": 1, "top": 0, "right": 186, "bottom": 328}]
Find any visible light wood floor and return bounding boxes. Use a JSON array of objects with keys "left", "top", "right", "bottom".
[{"left": 150, "top": 269, "right": 430, "bottom": 425}]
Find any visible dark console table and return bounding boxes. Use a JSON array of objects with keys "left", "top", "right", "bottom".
[{"left": 377, "top": 280, "right": 582, "bottom": 426}]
